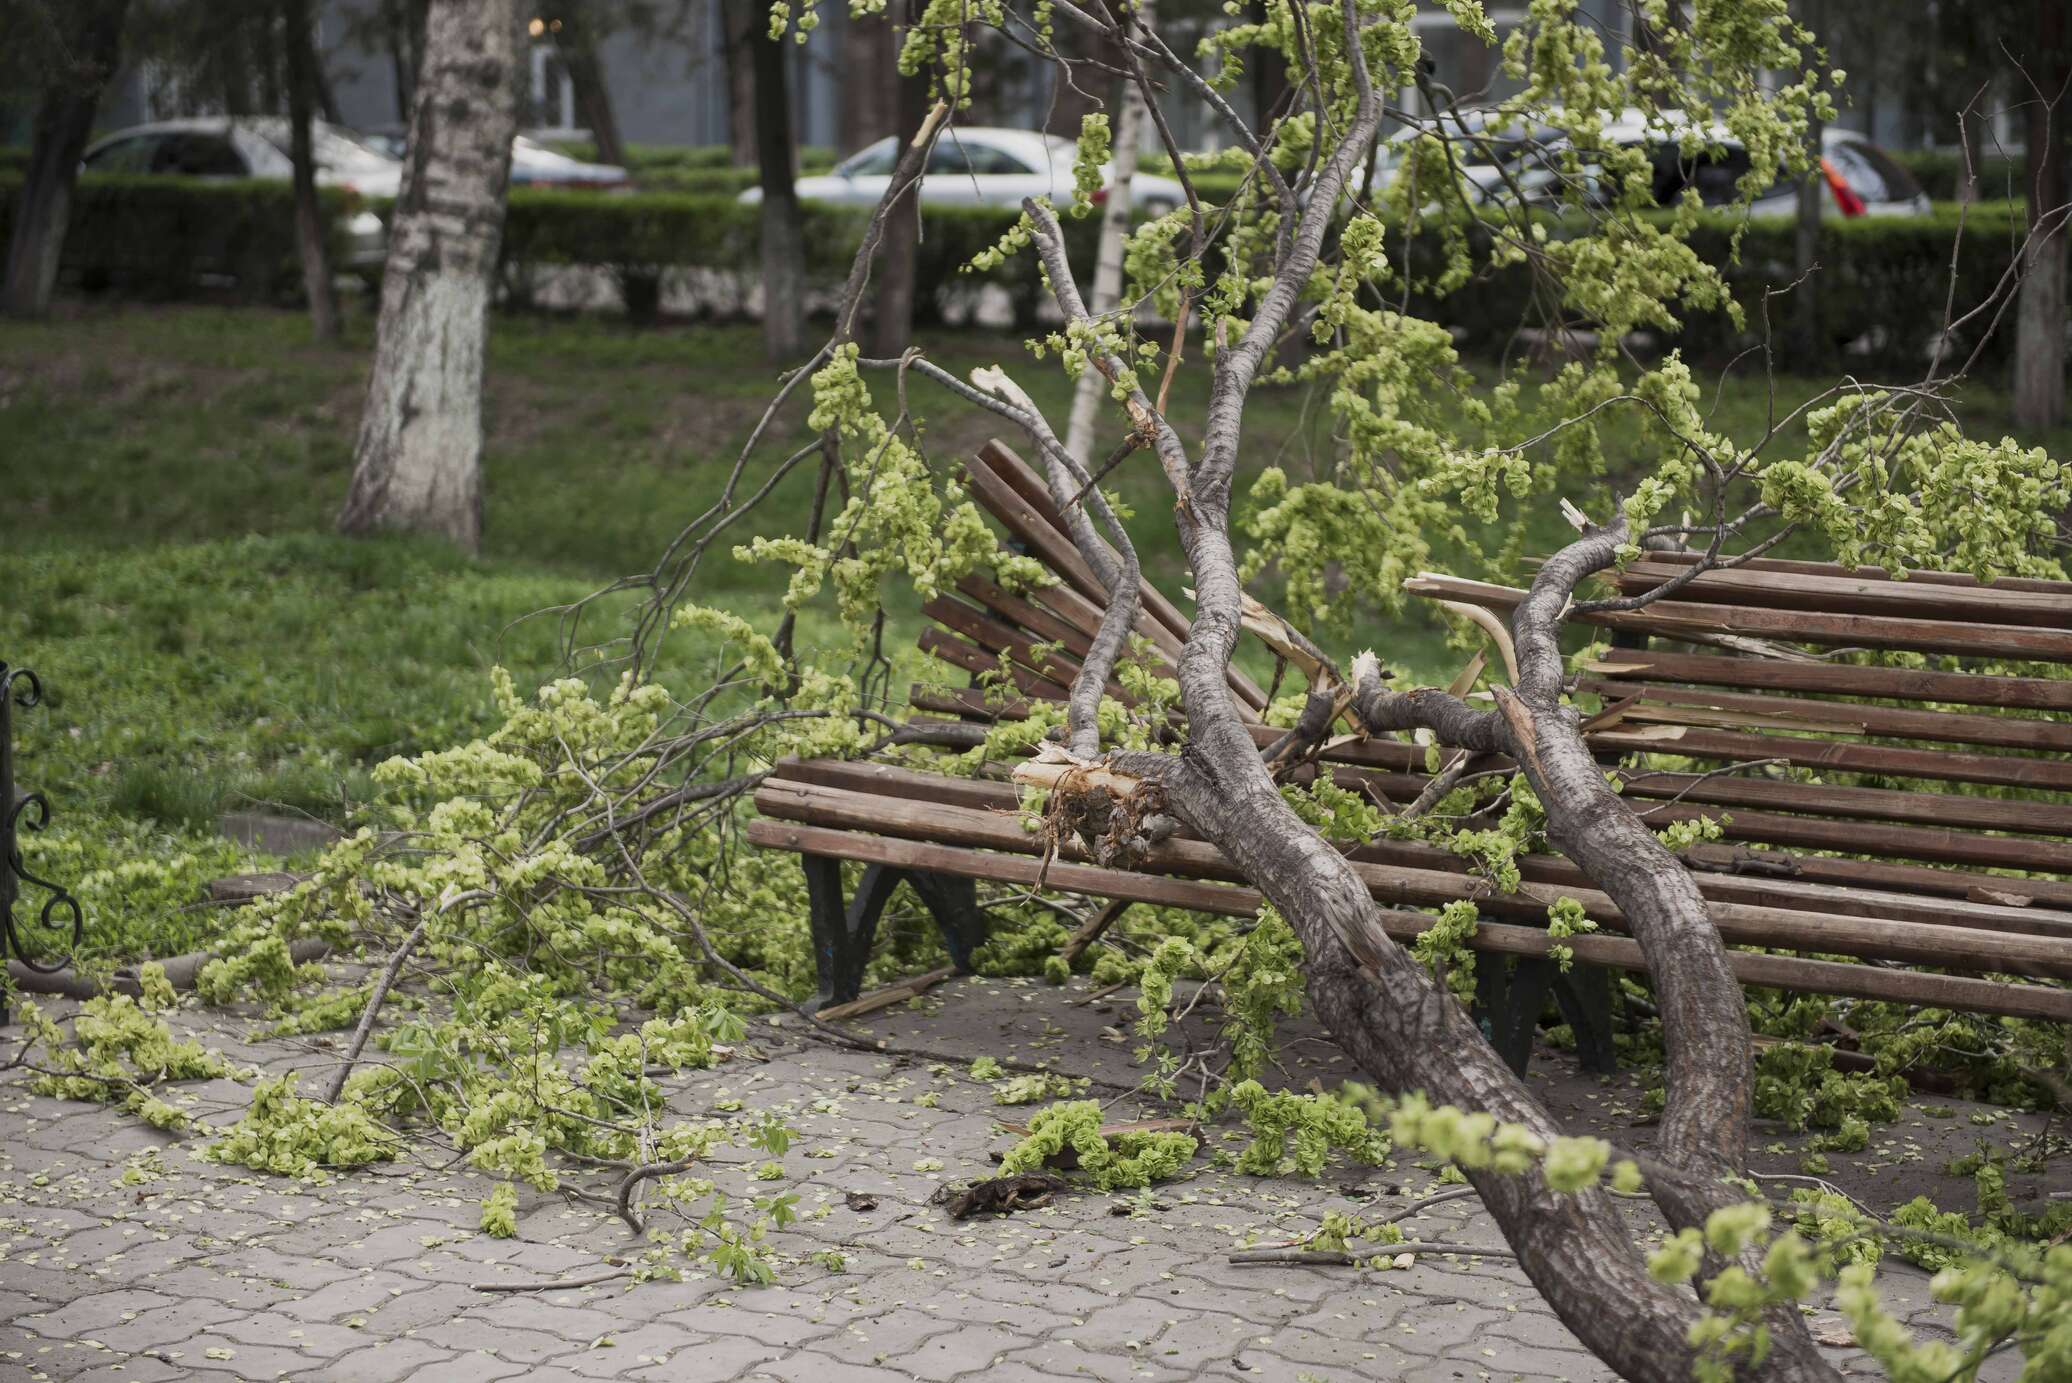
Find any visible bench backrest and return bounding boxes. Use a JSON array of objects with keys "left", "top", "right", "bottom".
[{"left": 915, "top": 441, "right": 2071, "bottom": 908}]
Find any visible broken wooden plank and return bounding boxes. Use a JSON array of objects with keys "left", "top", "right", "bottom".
[{"left": 815, "top": 966, "right": 959, "bottom": 1021}]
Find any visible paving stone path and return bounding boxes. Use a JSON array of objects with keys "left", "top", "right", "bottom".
[{"left": 0, "top": 975, "right": 2039, "bottom": 1382}]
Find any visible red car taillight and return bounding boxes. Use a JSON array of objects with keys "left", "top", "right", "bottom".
[{"left": 1821, "top": 157, "right": 1866, "bottom": 217}]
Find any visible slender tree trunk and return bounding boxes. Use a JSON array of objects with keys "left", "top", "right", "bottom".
[
  {"left": 383, "top": 0, "right": 429, "bottom": 123},
  {"left": 1064, "top": 0, "right": 1151, "bottom": 465},
  {"left": 285, "top": 0, "right": 341, "bottom": 343},
  {"left": 551, "top": 1, "right": 626, "bottom": 166},
  {"left": 1792, "top": 0, "right": 1825, "bottom": 367},
  {"left": 870, "top": 60, "right": 931, "bottom": 359},
  {"left": 2014, "top": 4, "right": 2068, "bottom": 432},
  {"left": 337, "top": 0, "right": 522, "bottom": 555},
  {"left": 751, "top": 21, "right": 807, "bottom": 360},
  {"left": 2, "top": 0, "right": 130, "bottom": 319},
  {"left": 722, "top": 0, "right": 759, "bottom": 166},
  {"left": 837, "top": 16, "right": 897, "bottom": 154}
]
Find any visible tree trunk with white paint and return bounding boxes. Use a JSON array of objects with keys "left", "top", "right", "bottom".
[
  {"left": 1064, "top": 0, "right": 1152, "bottom": 466},
  {"left": 337, "top": 0, "right": 522, "bottom": 555}
]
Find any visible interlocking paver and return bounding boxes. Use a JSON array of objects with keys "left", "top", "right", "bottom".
[{"left": 0, "top": 979, "right": 2041, "bottom": 1382}]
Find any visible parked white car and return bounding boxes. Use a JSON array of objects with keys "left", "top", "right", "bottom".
[
  {"left": 738, "top": 126, "right": 1187, "bottom": 216},
  {"left": 1501, "top": 110, "right": 1930, "bottom": 217},
  {"left": 81, "top": 118, "right": 398, "bottom": 269},
  {"left": 1370, "top": 108, "right": 1929, "bottom": 218}
]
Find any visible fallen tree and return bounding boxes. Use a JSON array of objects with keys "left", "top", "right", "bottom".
[{"left": 28, "top": 1, "right": 2063, "bottom": 1376}]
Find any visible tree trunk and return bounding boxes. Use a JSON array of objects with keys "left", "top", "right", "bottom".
[
  {"left": 1, "top": 0, "right": 130, "bottom": 319},
  {"left": 722, "top": 0, "right": 759, "bottom": 166},
  {"left": 337, "top": 0, "right": 523, "bottom": 555},
  {"left": 382, "top": 0, "right": 429, "bottom": 123},
  {"left": 751, "top": 21, "right": 807, "bottom": 360},
  {"left": 837, "top": 17, "right": 897, "bottom": 154},
  {"left": 285, "top": 0, "right": 341, "bottom": 343},
  {"left": 2013, "top": 3, "right": 2067, "bottom": 432},
  {"left": 1064, "top": 0, "right": 1151, "bottom": 465},
  {"left": 552, "top": 1, "right": 626, "bottom": 167},
  {"left": 1791, "top": 0, "right": 1825, "bottom": 367},
  {"left": 870, "top": 61, "right": 931, "bottom": 359}
]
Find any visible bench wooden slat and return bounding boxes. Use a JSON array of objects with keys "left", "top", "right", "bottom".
[
  {"left": 1611, "top": 768, "right": 2072, "bottom": 838},
  {"left": 967, "top": 442, "right": 1270, "bottom": 714},
  {"left": 1679, "top": 842, "right": 2072, "bottom": 911},
  {"left": 1605, "top": 560, "right": 2072, "bottom": 628},
  {"left": 1421, "top": 573, "right": 2072, "bottom": 663},
  {"left": 1632, "top": 800, "right": 2072, "bottom": 873},
  {"left": 1574, "top": 682, "right": 2072, "bottom": 755},
  {"left": 753, "top": 777, "right": 2072, "bottom": 979},
  {"left": 917, "top": 628, "right": 1071, "bottom": 701},
  {"left": 1585, "top": 724, "right": 2072, "bottom": 793},
  {"left": 921, "top": 594, "right": 1130, "bottom": 702},
  {"left": 972, "top": 441, "right": 1199, "bottom": 656},
  {"left": 889, "top": 708, "right": 2072, "bottom": 874},
  {"left": 772, "top": 758, "right": 2072, "bottom": 939},
  {"left": 1588, "top": 649, "right": 2072, "bottom": 712},
  {"left": 744, "top": 816, "right": 2072, "bottom": 1023},
  {"left": 1632, "top": 551, "right": 2072, "bottom": 596}
]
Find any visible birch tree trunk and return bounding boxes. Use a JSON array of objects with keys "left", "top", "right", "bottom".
[
  {"left": 2, "top": 0, "right": 129, "bottom": 320},
  {"left": 1064, "top": 0, "right": 1151, "bottom": 466},
  {"left": 337, "top": 0, "right": 522, "bottom": 555},
  {"left": 285, "top": 0, "right": 341, "bottom": 344}
]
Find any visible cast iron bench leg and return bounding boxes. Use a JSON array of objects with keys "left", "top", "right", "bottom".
[
  {"left": 1475, "top": 954, "right": 1557, "bottom": 1076},
  {"left": 1551, "top": 966, "right": 1618, "bottom": 1074},
  {"left": 800, "top": 855, "right": 991, "bottom": 1011}
]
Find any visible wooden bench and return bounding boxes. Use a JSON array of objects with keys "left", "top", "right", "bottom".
[{"left": 746, "top": 442, "right": 2072, "bottom": 1068}]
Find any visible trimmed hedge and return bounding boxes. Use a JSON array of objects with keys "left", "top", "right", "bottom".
[
  {"left": 1, "top": 172, "right": 2033, "bottom": 367},
  {"left": 0, "top": 173, "right": 360, "bottom": 301},
  {"left": 1887, "top": 148, "right": 2024, "bottom": 202}
]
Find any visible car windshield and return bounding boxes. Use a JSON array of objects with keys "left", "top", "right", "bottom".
[
  {"left": 257, "top": 123, "right": 398, "bottom": 173},
  {"left": 836, "top": 140, "right": 897, "bottom": 177}
]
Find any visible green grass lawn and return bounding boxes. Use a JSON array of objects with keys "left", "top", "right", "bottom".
[{"left": 4, "top": 301, "right": 2065, "bottom": 961}]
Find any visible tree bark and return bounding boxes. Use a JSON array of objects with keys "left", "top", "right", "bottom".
[
  {"left": 382, "top": 0, "right": 430, "bottom": 123},
  {"left": 2013, "top": 2, "right": 2067, "bottom": 432},
  {"left": 1, "top": 0, "right": 130, "bottom": 320},
  {"left": 337, "top": 0, "right": 523, "bottom": 555},
  {"left": 285, "top": 0, "right": 341, "bottom": 343},
  {"left": 549, "top": 0, "right": 626, "bottom": 167},
  {"left": 837, "top": 17, "right": 898, "bottom": 154},
  {"left": 721, "top": 0, "right": 759, "bottom": 166},
  {"left": 1020, "top": 76, "right": 1835, "bottom": 1355},
  {"left": 751, "top": 20, "right": 807, "bottom": 360},
  {"left": 870, "top": 56, "right": 932, "bottom": 360},
  {"left": 1791, "top": 0, "right": 1826, "bottom": 367},
  {"left": 1064, "top": 0, "right": 1151, "bottom": 466}
]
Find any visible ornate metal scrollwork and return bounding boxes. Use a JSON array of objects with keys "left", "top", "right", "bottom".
[{"left": 2, "top": 663, "right": 85, "bottom": 1019}]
